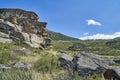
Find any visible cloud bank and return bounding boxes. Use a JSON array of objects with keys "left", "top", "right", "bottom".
[
  {"left": 79, "top": 32, "right": 120, "bottom": 40},
  {"left": 87, "top": 19, "right": 102, "bottom": 26}
]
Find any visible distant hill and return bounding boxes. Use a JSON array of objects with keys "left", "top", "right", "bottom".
[
  {"left": 47, "top": 30, "right": 79, "bottom": 41},
  {"left": 106, "top": 37, "right": 120, "bottom": 49}
]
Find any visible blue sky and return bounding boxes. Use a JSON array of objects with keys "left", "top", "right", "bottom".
[{"left": 1, "top": 0, "right": 120, "bottom": 39}]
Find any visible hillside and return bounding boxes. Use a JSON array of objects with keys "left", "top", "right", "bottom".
[{"left": 47, "top": 30, "right": 79, "bottom": 41}]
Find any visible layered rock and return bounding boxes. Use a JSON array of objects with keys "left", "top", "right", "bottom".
[
  {"left": 0, "top": 8, "right": 51, "bottom": 49},
  {"left": 59, "top": 52, "right": 120, "bottom": 78}
]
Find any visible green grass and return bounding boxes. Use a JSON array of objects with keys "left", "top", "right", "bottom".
[
  {"left": 0, "top": 69, "right": 32, "bottom": 80},
  {"left": 33, "top": 53, "right": 61, "bottom": 73},
  {"left": 51, "top": 39, "right": 120, "bottom": 56}
]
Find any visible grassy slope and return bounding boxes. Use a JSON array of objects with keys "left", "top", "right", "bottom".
[
  {"left": 52, "top": 39, "right": 120, "bottom": 56},
  {"left": 0, "top": 37, "right": 120, "bottom": 80},
  {"left": 47, "top": 30, "right": 120, "bottom": 56}
]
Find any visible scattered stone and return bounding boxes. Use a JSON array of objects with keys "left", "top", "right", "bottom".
[
  {"left": 8, "top": 62, "right": 31, "bottom": 70},
  {"left": 12, "top": 48, "right": 33, "bottom": 55},
  {"left": 0, "top": 62, "right": 31, "bottom": 70}
]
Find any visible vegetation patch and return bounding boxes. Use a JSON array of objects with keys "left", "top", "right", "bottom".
[
  {"left": 33, "top": 53, "right": 61, "bottom": 74},
  {"left": 0, "top": 69, "right": 32, "bottom": 80}
]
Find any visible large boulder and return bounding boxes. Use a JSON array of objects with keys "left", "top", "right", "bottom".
[
  {"left": 59, "top": 52, "right": 116, "bottom": 77},
  {"left": 72, "top": 52, "right": 110, "bottom": 76},
  {"left": 0, "top": 8, "right": 51, "bottom": 49}
]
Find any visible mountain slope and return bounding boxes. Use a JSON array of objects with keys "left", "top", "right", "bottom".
[{"left": 47, "top": 30, "right": 79, "bottom": 41}]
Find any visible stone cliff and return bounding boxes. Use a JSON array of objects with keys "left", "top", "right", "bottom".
[{"left": 0, "top": 8, "right": 51, "bottom": 49}]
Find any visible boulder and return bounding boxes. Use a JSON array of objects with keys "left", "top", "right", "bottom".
[
  {"left": 6, "top": 62, "right": 31, "bottom": 70},
  {"left": 0, "top": 62, "right": 31, "bottom": 70},
  {"left": 59, "top": 52, "right": 116, "bottom": 77},
  {"left": 72, "top": 52, "right": 110, "bottom": 76}
]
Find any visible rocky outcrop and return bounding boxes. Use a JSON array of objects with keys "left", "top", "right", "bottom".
[
  {"left": 0, "top": 8, "right": 51, "bottom": 49},
  {"left": 59, "top": 52, "right": 120, "bottom": 78},
  {"left": 72, "top": 52, "right": 111, "bottom": 76},
  {"left": 0, "top": 62, "right": 31, "bottom": 70}
]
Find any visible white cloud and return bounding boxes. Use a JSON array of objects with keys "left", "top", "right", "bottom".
[
  {"left": 87, "top": 19, "right": 102, "bottom": 26},
  {"left": 83, "top": 32, "right": 89, "bottom": 35},
  {"left": 79, "top": 32, "right": 120, "bottom": 40}
]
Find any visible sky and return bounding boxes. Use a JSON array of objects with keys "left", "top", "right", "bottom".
[{"left": 1, "top": 0, "right": 120, "bottom": 40}]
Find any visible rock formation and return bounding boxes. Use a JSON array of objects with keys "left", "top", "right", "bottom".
[
  {"left": 59, "top": 52, "right": 120, "bottom": 78},
  {"left": 0, "top": 8, "right": 51, "bottom": 49}
]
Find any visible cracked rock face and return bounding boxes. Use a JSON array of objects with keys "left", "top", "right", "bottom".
[
  {"left": 59, "top": 52, "right": 120, "bottom": 77},
  {"left": 0, "top": 8, "right": 51, "bottom": 49}
]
